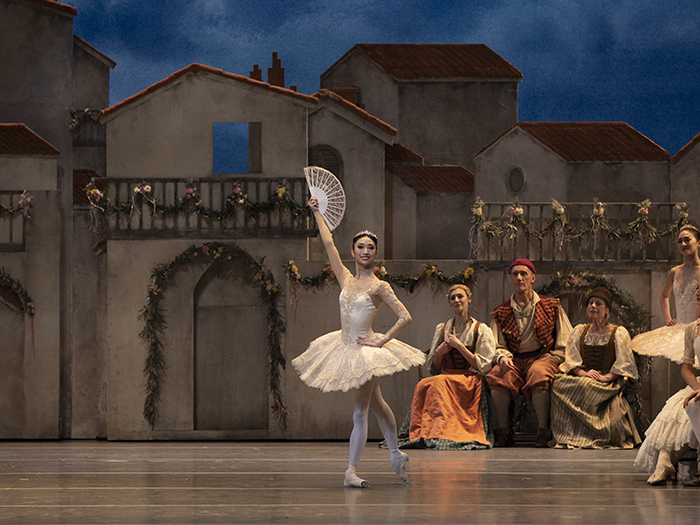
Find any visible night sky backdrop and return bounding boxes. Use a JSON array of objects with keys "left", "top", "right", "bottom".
[{"left": 71, "top": 0, "right": 700, "bottom": 155}]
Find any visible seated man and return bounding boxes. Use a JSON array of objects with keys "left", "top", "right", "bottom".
[{"left": 487, "top": 259, "right": 572, "bottom": 447}]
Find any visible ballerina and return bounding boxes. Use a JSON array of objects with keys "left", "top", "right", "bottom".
[
  {"left": 292, "top": 196, "right": 425, "bottom": 488},
  {"left": 631, "top": 226, "right": 700, "bottom": 366},
  {"left": 632, "top": 225, "right": 700, "bottom": 484}
]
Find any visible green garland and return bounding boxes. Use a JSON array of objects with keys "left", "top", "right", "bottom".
[
  {"left": 140, "top": 242, "right": 286, "bottom": 429},
  {"left": 471, "top": 197, "right": 688, "bottom": 248},
  {"left": 537, "top": 270, "right": 651, "bottom": 338},
  {"left": 0, "top": 190, "right": 33, "bottom": 219},
  {"left": 285, "top": 261, "right": 476, "bottom": 292},
  {"left": 85, "top": 180, "right": 311, "bottom": 225},
  {"left": 0, "top": 267, "right": 35, "bottom": 316}
]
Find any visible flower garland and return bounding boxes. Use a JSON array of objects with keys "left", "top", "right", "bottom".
[
  {"left": 284, "top": 261, "right": 477, "bottom": 317},
  {"left": 85, "top": 179, "right": 311, "bottom": 228},
  {"left": 537, "top": 270, "right": 651, "bottom": 338},
  {"left": 0, "top": 268, "right": 36, "bottom": 351},
  {"left": 0, "top": 268, "right": 35, "bottom": 316},
  {"left": 471, "top": 197, "right": 689, "bottom": 250},
  {"left": 0, "top": 190, "right": 33, "bottom": 218},
  {"left": 68, "top": 108, "right": 104, "bottom": 130},
  {"left": 140, "top": 242, "right": 286, "bottom": 430}
]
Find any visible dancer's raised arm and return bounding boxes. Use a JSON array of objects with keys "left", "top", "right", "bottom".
[{"left": 309, "top": 196, "right": 350, "bottom": 288}]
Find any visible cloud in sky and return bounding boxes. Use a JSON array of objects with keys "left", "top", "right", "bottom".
[{"left": 71, "top": 0, "right": 700, "bottom": 153}]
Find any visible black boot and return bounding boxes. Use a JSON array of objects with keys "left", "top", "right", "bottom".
[{"left": 535, "top": 428, "right": 552, "bottom": 448}]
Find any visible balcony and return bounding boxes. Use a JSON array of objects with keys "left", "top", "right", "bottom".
[
  {"left": 470, "top": 201, "right": 685, "bottom": 269},
  {"left": 91, "top": 177, "right": 315, "bottom": 240}
]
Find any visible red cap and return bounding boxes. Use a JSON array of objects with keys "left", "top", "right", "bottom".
[{"left": 510, "top": 258, "right": 536, "bottom": 274}]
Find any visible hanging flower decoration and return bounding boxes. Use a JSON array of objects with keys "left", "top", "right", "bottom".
[
  {"left": 132, "top": 183, "right": 156, "bottom": 212},
  {"left": 140, "top": 242, "right": 287, "bottom": 430},
  {"left": 0, "top": 268, "right": 35, "bottom": 317},
  {"left": 67, "top": 107, "right": 103, "bottom": 129},
  {"left": 84, "top": 179, "right": 313, "bottom": 228},
  {"left": 592, "top": 199, "right": 605, "bottom": 217},
  {"left": 286, "top": 261, "right": 477, "bottom": 296},
  {"left": 471, "top": 196, "right": 689, "bottom": 255},
  {"left": 0, "top": 190, "right": 34, "bottom": 219},
  {"left": 626, "top": 199, "right": 657, "bottom": 247}
]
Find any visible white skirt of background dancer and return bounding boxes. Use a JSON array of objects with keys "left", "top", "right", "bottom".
[
  {"left": 634, "top": 322, "right": 700, "bottom": 473},
  {"left": 631, "top": 279, "right": 700, "bottom": 368}
]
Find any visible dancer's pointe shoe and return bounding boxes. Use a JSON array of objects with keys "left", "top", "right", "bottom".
[
  {"left": 647, "top": 463, "right": 676, "bottom": 486},
  {"left": 390, "top": 451, "right": 409, "bottom": 484},
  {"left": 344, "top": 468, "right": 369, "bottom": 488}
]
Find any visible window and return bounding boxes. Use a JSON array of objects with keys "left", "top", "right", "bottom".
[
  {"left": 213, "top": 122, "right": 262, "bottom": 174},
  {"left": 507, "top": 166, "right": 525, "bottom": 194}
]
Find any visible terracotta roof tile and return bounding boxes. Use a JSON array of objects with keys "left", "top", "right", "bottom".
[
  {"left": 22, "top": 0, "right": 77, "bottom": 16},
  {"left": 0, "top": 124, "right": 59, "bottom": 156},
  {"left": 313, "top": 89, "right": 397, "bottom": 136},
  {"left": 73, "top": 169, "right": 103, "bottom": 204},
  {"left": 101, "top": 64, "right": 318, "bottom": 120},
  {"left": 475, "top": 122, "right": 670, "bottom": 162},
  {"left": 324, "top": 44, "right": 522, "bottom": 80},
  {"left": 385, "top": 143, "right": 423, "bottom": 164},
  {"left": 672, "top": 130, "right": 700, "bottom": 163},
  {"left": 388, "top": 165, "right": 474, "bottom": 193}
]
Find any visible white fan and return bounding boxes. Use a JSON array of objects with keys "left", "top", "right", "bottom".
[{"left": 304, "top": 166, "right": 346, "bottom": 231}]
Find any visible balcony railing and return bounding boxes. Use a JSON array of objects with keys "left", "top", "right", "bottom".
[
  {"left": 99, "top": 177, "right": 314, "bottom": 240},
  {"left": 0, "top": 191, "right": 27, "bottom": 252},
  {"left": 470, "top": 201, "right": 683, "bottom": 266}
]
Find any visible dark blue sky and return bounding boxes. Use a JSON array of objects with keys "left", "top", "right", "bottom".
[{"left": 71, "top": 0, "right": 700, "bottom": 155}]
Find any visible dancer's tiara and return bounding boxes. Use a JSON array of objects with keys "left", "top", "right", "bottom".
[{"left": 354, "top": 230, "right": 378, "bottom": 240}]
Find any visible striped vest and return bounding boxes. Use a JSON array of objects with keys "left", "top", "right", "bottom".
[{"left": 491, "top": 295, "right": 560, "bottom": 353}]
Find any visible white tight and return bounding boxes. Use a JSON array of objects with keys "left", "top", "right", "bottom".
[{"left": 348, "top": 377, "right": 398, "bottom": 467}]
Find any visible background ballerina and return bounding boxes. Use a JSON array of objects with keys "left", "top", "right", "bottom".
[
  {"left": 631, "top": 225, "right": 700, "bottom": 366},
  {"left": 632, "top": 225, "right": 700, "bottom": 484},
  {"left": 292, "top": 195, "right": 425, "bottom": 488}
]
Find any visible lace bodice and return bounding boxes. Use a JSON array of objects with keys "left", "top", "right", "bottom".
[
  {"left": 674, "top": 279, "right": 698, "bottom": 324},
  {"left": 339, "top": 276, "right": 410, "bottom": 346}
]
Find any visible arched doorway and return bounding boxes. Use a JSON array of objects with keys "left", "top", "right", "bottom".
[{"left": 193, "top": 260, "right": 269, "bottom": 430}]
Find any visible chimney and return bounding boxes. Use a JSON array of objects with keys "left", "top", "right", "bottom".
[
  {"left": 333, "top": 87, "right": 358, "bottom": 105},
  {"left": 290, "top": 85, "right": 298, "bottom": 92},
  {"left": 267, "top": 52, "right": 285, "bottom": 88},
  {"left": 250, "top": 64, "right": 262, "bottom": 81}
]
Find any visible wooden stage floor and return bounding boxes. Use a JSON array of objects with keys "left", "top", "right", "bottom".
[{"left": 0, "top": 441, "right": 698, "bottom": 524}]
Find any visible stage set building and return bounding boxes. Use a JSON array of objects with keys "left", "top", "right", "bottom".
[{"left": 2, "top": 0, "right": 700, "bottom": 441}]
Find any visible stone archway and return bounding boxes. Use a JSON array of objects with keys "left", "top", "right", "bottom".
[{"left": 192, "top": 260, "right": 268, "bottom": 431}]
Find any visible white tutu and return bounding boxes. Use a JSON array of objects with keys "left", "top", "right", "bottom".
[
  {"left": 631, "top": 324, "right": 700, "bottom": 367},
  {"left": 292, "top": 330, "right": 425, "bottom": 392},
  {"left": 633, "top": 384, "right": 700, "bottom": 473}
]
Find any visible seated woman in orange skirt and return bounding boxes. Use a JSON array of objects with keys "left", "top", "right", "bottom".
[{"left": 396, "top": 284, "right": 496, "bottom": 450}]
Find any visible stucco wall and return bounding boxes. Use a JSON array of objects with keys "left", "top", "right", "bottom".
[
  {"left": 671, "top": 145, "right": 700, "bottom": 214},
  {"left": 388, "top": 175, "right": 417, "bottom": 260},
  {"left": 308, "top": 108, "right": 387, "bottom": 255},
  {"left": 398, "top": 81, "right": 517, "bottom": 172},
  {"left": 0, "top": 191, "right": 62, "bottom": 438},
  {"left": 320, "top": 53, "right": 400, "bottom": 129},
  {"left": 104, "top": 237, "right": 307, "bottom": 440},
  {"left": 0, "top": 156, "right": 58, "bottom": 190},
  {"left": 416, "top": 193, "right": 475, "bottom": 260},
  {"left": 474, "top": 128, "right": 569, "bottom": 202},
  {"left": 104, "top": 75, "right": 313, "bottom": 179},
  {"left": 474, "top": 128, "right": 670, "bottom": 204}
]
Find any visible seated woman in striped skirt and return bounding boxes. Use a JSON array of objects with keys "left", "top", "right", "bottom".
[{"left": 550, "top": 287, "right": 641, "bottom": 449}]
